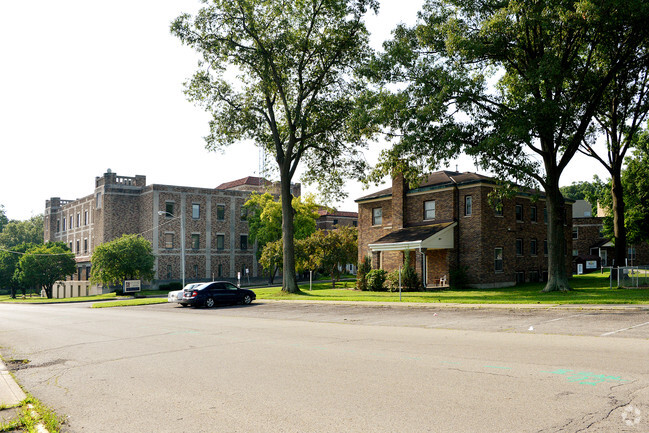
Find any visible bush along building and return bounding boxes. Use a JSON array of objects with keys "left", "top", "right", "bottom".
[
  {"left": 356, "top": 171, "right": 574, "bottom": 289},
  {"left": 44, "top": 170, "right": 300, "bottom": 298}
]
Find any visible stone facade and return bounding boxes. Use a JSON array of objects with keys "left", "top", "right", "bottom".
[
  {"left": 356, "top": 171, "right": 574, "bottom": 288},
  {"left": 44, "top": 171, "right": 295, "bottom": 298}
]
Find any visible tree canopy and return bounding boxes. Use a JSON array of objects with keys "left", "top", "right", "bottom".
[
  {"left": 172, "top": 0, "right": 378, "bottom": 292},
  {"left": 90, "top": 234, "right": 155, "bottom": 290},
  {"left": 298, "top": 226, "right": 357, "bottom": 287},
  {"left": 0, "top": 205, "right": 8, "bottom": 234},
  {"left": 15, "top": 243, "right": 76, "bottom": 299},
  {"left": 0, "top": 242, "right": 36, "bottom": 297},
  {"left": 0, "top": 215, "right": 44, "bottom": 248},
  {"left": 366, "top": 0, "right": 649, "bottom": 291}
]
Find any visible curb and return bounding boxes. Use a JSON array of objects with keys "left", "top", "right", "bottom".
[
  {"left": 0, "top": 359, "right": 26, "bottom": 406},
  {"left": 257, "top": 299, "right": 649, "bottom": 311}
]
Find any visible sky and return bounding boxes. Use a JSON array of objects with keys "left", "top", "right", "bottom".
[{"left": 0, "top": 0, "right": 609, "bottom": 222}]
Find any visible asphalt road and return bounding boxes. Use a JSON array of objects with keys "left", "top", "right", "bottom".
[{"left": 0, "top": 301, "right": 648, "bottom": 432}]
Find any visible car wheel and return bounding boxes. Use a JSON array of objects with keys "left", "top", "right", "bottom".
[
  {"left": 180, "top": 303, "right": 188, "bottom": 307},
  {"left": 242, "top": 294, "right": 252, "bottom": 305},
  {"left": 205, "top": 297, "right": 215, "bottom": 308}
]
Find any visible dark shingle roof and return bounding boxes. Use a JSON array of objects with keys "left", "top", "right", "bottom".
[{"left": 372, "top": 222, "right": 454, "bottom": 244}]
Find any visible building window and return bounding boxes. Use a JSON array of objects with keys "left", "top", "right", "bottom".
[
  {"left": 572, "top": 227, "right": 578, "bottom": 239},
  {"left": 194, "top": 264, "right": 199, "bottom": 278},
  {"left": 543, "top": 208, "right": 548, "bottom": 224},
  {"left": 629, "top": 247, "right": 636, "bottom": 261},
  {"left": 165, "top": 202, "right": 174, "bottom": 217},
  {"left": 192, "top": 204, "right": 200, "bottom": 219},
  {"left": 166, "top": 265, "right": 172, "bottom": 279},
  {"left": 515, "top": 205, "right": 523, "bottom": 222},
  {"left": 516, "top": 238, "right": 523, "bottom": 256},
  {"left": 69, "top": 242, "right": 72, "bottom": 251},
  {"left": 69, "top": 216, "right": 73, "bottom": 230},
  {"left": 494, "top": 199, "right": 503, "bottom": 216},
  {"left": 76, "top": 240, "right": 80, "bottom": 254},
  {"left": 333, "top": 219, "right": 339, "bottom": 226},
  {"left": 240, "top": 235, "right": 248, "bottom": 250},
  {"left": 77, "top": 267, "right": 82, "bottom": 281},
  {"left": 84, "top": 211, "right": 89, "bottom": 225},
  {"left": 216, "top": 234, "right": 225, "bottom": 250},
  {"left": 84, "top": 238, "right": 88, "bottom": 253},
  {"left": 56, "top": 220, "right": 60, "bottom": 232},
  {"left": 62, "top": 218, "right": 66, "bottom": 231},
  {"left": 530, "top": 206, "right": 537, "bottom": 222},
  {"left": 530, "top": 239, "right": 538, "bottom": 256},
  {"left": 77, "top": 213, "right": 81, "bottom": 227},
  {"left": 86, "top": 266, "right": 91, "bottom": 280},
  {"left": 191, "top": 234, "right": 200, "bottom": 249},
  {"left": 372, "top": 208, "right": 382, "bottom": 226},
  {"left": 465, "top": 196, "right": 472, "bottom": 216},
  {"left": 217, "top": 264, "right": 223, "bottom": 277},
  {"left": 96, "top": 192, "right": 102, "bottom": 209},
  {"left": 494, "top": 248, "right": 503, "bottom": 272},
  {"left": 544, "top": 239, "right": 548, "bottom": 256},
  {"left": 424, "top": 200, "right": 436, "bottom": 220},
  {"left": 353, "top": 220, "right": 358, "bottom": 227},
  {"left": 165, "top": 233, "right": 174, "bottom": 249},
  {"left": 573, "top": 249, "right": 579, "bottom": 256},
  {"left": 240, "top": 206, "right": 248, "bottom": 221},
  {"left": 217, "top": 204, "right": 225, "bottom": 221}
]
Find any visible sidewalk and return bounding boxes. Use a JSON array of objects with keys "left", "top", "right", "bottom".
[{"left": 0, "top": 358, "right": 26, "bottom": 406}]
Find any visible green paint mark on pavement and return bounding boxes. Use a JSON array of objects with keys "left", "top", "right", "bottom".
[{"left": 543, "top": 369, "right": 628, "bottom": 386}]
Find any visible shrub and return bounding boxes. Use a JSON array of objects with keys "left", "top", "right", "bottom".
[
  {"left": 159, "top": 282, "right": 183, "bottom": 292},
  {"left": 356, "top": 256, "right": 372, "bottom": 291},
  {"left": 366, "top": 269, "right": 387, "bottom": 291},
  {"left": 385, "top": 270, "right": 400, "bottom": 292},
  {"left": 401, "top": 253, "right": 422, "bottom": 291},
  {"left": 449, "top": 266, "right": 469, "bottom": 290}
]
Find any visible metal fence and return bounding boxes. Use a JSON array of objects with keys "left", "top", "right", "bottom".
[{"left": 614, "top": 266, "right": 649, "bottom": 288}]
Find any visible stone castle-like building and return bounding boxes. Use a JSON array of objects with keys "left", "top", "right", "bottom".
[{"left": 44, "top": 170, "right": 300, "bottom": 298}]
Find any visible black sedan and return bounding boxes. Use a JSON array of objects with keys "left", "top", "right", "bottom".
[{"left": 181, "top": 281, "right": 256, "bottom": 308}]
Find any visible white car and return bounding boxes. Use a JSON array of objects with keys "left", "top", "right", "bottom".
[{"left": 168, "top": 283, "right": 202, "bottom": 306}]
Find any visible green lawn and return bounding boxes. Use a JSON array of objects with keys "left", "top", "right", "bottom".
[
  {"left": 253, "top": 272, "right": 649, "bottom": 305},
  {"left": 2, "top": 272, "right": 647, "bottom": 307}
]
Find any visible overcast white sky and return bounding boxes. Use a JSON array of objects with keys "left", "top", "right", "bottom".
[{"left": 0, "top": 0, "right": 608, "bottom": 221}]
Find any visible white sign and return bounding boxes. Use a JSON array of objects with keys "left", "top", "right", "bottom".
[
  {"left": 586, "top": 260, "right": 597, "bottom": 269},
  {"left": 123, "top": 280, "right": 141, "bottom": 293},
  {"left": 577, "top": 264, "right": 583, "bottom": 275}
]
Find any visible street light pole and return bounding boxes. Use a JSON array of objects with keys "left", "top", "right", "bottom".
[{"left": 158, "top": 210, "right": 185, "bottom": 288}]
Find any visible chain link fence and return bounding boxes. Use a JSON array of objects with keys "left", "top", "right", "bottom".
[{"left": 614, "top": 266, "right": 649, "bottom": 288}]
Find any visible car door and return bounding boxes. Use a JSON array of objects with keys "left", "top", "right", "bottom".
[{"left": 221, "top": 282, "right": 239, "bottom": 305}]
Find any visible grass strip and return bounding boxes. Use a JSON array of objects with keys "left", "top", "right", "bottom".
[{"left": 91, "top": 298, "right": 169, "bottom": 308}]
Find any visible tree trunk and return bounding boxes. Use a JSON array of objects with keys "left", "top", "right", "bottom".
[
  {"left": 611, "top": 174, "right": 627, "bottom": 268},
  {"left": 542, "top": 173, "right": 571, "bottom": 292},
  {"left": 280, "top": 167, "right": 299, "bottom": 293},
  {"left": 45, "top": 285, "right": 53, "bottom": 299}
]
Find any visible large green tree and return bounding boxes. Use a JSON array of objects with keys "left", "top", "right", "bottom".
[
  {"left": 0, "top": 205, "right": 8, "bottom": 234},
  {"left": 90, "top": 234, "right": 155, "bottom": 291},
  {"left": 597, "top": 140, "right": 649, "bottom": 249},
  {"left": 0, "top": 215, "right": 44, "bottom": 248},
  {"left": 368, "top": 0, "right": 649, "bottom": 291},
  {"left": 172, "top": 0, "right": 377, "bottom": 292},
  {"left": 0, "top": 243, "right": 35, "bottom": 298},
  {"left": 579, "top": 56, "right": 649, "bottom": 269},
  {"left": 244, "top": 193, "right": 319, "bottom": 283},
  {"left": 15, "top": 243, "right": 76, "bottom": 299},
  {"left": 298, "top": 226, "right": 357, "bottom": 287}
]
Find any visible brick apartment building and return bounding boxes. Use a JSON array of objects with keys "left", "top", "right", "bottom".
[
  {"left": 356, "top": 171, "right": 573, "bottom": 288},
  {"left": 44, "top": 170, "right": 300, "bottom": 298},
  {"left": 316, "top": 209, "right": 358, "bottom": 231},
  {"left": 572, "top": 200, "right": 649, "bottom": 271}
]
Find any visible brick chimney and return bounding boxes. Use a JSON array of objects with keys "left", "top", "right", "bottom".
[{"left": 392, "top": 172, "right": 407, "bottom": 229}]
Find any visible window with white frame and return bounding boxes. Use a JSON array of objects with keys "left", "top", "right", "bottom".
[
  {"left": 372, "top": 208, "right": 382, "bottom": 226},
  {"left": 192, "top": 204, "right": 200, "bottom": 219},
  {"left": 424, "top": 200, "right": 436, "bottom": 220},
  {"left": 465, "top": 195, "right": 472, "bottom": 216},
  {"left": 494, "top": 248, "right": 503, "bottom": 272}
]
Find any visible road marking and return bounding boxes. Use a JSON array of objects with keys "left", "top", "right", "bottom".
[
  {"left": 484, "top": 365, "right": 511, "bottom": 370},
  {"left": 542, "top": 369, "right": 628, "bottom": 386},
  {"left": 529, "top": 313, "right": 588, "bottom": 328},
  {"left": 601, "top": 321, "right": 649, "bottom": 336}
]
